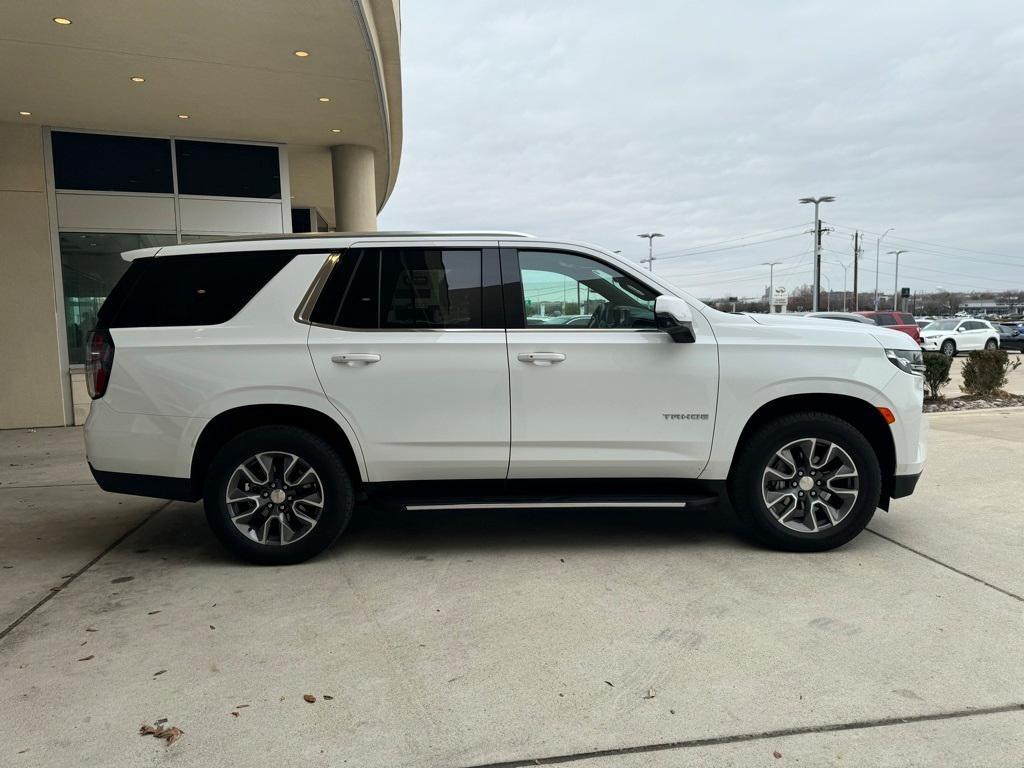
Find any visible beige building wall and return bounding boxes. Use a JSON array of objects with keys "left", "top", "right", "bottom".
[
  {"left": 288, "top": 145, "right": 337, "bottom": 229},
  {"left": 0, "top": 121, "right": 67, "bottom": 429}
]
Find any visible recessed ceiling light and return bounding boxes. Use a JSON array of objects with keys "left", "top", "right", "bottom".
[
  {"left": 318, "top": 97, "right": 331, "bottom": 102},
  {"left": 19, "top": 110, "right": 31, "bottom": 116},
  {"left": 294, "top": 50, "right": 310, "bottom": 58},
  {"left": 330, "top": 128, "right": 342, "bottom": 133},
  {"left": 130, "top": 76, "right": 145, "bottom": 83},
  {"left": 52, "top": 17, "right": 72, "bottom": 25},
  {"left": 177, "top": 114, "right": 190, "bottom": 119}
]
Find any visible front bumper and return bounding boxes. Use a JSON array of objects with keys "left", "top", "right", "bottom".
[
  {"left": 891, "top": 471, "right": 922, "bottom": 499},
  {"left": 920, "top": 338, "right": 941, "bottom": 351}
]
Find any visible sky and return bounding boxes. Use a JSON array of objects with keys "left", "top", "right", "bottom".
[{"left": 379, "top": 0, "right": 1024, "bottom": 301}]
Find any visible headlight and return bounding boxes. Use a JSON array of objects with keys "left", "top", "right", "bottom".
[{"left": 886, "top": 348, "right": 925, "bottom": 375}]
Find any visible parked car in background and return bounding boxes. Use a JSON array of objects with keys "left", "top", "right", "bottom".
[
  {"left": 919, "top": 319, "right": 1000, "bottom": 356},
  {"left": 805, "top": 312, "right": 876, "bottom": 325},
  {"left": 855, "top": 311, "right": 922, "bottom": 343},
  {"left": 995, "top": 323, "right": 1024, "bottom": 352},
  {"left": 916, "top": 318, "right": 936, "bottom": 330}
]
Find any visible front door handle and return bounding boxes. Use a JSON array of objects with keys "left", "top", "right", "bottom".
[
  {"left": 517, "top": 352, "right": 566, "bottom": 366},
  {"left": 331, "top": 353, "right": 381, "bottom": 366}
]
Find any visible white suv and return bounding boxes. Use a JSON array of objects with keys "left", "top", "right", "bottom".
[
  {"left": 84, "top": 232, "right": 927, "bottom": 564},
  {"left": 919, "top": 319, "right": 999, "bottom": 356}
]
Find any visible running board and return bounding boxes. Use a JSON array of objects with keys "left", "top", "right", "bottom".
[{"left": 401, "top": 496, "right": 717, "bottom": 512}]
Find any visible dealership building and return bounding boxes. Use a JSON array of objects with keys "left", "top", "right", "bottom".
[{"left": 0, "top": 1, "right": 402, "bottom": 429}]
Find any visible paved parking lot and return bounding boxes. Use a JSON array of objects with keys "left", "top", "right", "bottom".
[{"left": 1, "top": 412, "right": 1023, "bottom": 767}]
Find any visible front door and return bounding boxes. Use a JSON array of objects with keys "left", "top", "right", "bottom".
[
  {"left": 502, "top": 247, "right": 719, "bottom": 479},
  {"left": 307, "top": 244, "right": 510, "bottom": 482}
]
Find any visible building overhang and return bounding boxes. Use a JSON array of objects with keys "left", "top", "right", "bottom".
[{"left": 0, "top": 0, "right": 402, "bottom": 210}]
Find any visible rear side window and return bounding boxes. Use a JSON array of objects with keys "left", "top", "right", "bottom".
[
  {"left": 311, "top": 248, "right": 490, "bottom": 329},
  {"left": 874, "top": 313, "right": 896, "bottom": 326},
  {"left": 98, "top": 251, "right": 295, "bottom": 328},
  {"left": 898, "top": 313, "right": 915, "bottom": 325}
]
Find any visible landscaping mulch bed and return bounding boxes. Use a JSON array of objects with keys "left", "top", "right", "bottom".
[{"left": 924, "top": 392, "right": 1024, "bottom": 413}]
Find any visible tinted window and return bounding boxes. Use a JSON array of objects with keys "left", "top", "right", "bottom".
[
  {"left": 52, "top": 131, "right": 173, "bottom": 193},
  {"left": 380, "top": 249, "right": 482, "bottom": 328},
  {"left": 175, "top": 140, "right": 281, "bottom": 198},
  {"left": 60, "top": 232, "right": 177, "bottom": 363},
  {"left": 898, "top": 314, "right": 915, "bottom": 325},
  {"left": 99, "top": 251, "right": 294, "bottom": 328},
  {"left": 518, "top": 250, "right": 656, "bottom": 329},
  {"left": 311, "top": 249, "right": 485, "bottom": 329},
  {"left": 874, "top": 313, "right": 896, "bottom": 326}
]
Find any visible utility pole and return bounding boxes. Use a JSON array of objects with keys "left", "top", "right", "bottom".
[
  {"left": 637, "top": 233, "right": 663, "bottom": 271},
  {"left": 762, "top": 261, "right": 781, "bottom": 313},
  {"left": 799, "top": 196, "right": 835, "bottom": 311},
  {"left": 852, "top": 231, "right": 860, "bottom": 311},
  {"left": 875, "top": 227, "right": 894, "bottom": 310}
]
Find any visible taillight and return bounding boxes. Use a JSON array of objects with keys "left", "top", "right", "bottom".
[{"left": 85, "top": 329, "right": 115, "bottom": 399}]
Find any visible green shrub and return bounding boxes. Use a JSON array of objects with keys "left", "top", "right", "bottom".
[
  {"left": 923, "top": 352, "right": 952, "bottom": 399},
  {"left": 960, "top": 349, "right": 1021, "bottom": 396}
]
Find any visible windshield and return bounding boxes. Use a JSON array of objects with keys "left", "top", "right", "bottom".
[{"left": 925, "top": 320, "right": 959, "bottom": 331}]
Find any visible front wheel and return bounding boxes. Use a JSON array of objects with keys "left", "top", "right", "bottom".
[
  {"left": 728, "top": 413, "right": 881, "bottom": 552},
  {"left": 204, "top": 426, "right": 354, "bottom": 565},
  {"left": 941, "top": 339, "right": 956, "bottom": 357}
]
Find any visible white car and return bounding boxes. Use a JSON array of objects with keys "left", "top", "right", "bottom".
[
  {"left": 84, "top": 232, "right": 927, "bottom": 564},
  {"left": 919, "top": 319, "right": 999, "bottom": 356}
]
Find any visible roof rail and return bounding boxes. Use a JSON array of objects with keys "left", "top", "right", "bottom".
[{"left": 183, "top": 230, "right": 535, "bottom": 244}]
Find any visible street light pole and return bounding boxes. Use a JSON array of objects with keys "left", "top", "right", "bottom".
[
  {"left": 637, "top": 233, "right": 663, "bottom": 271},
  {"left": 888, "top": 250, "right": 908, "bottom": 311},
  {"left": 762, "top": 261, "right": 782, "bottom": 313},
  {"left": 799, "top": 196, "right": 835, "bottom": 311},
  {"left": 875, "top": 227, "right": 894, "bottom": 310}
]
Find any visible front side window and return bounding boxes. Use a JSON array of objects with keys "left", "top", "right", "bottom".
[
  {"left": 310, "top": 248, "right": 486, "bottom": 329},
  {"left": 518, "top": 250, "right": 657, "bottom": 329}
]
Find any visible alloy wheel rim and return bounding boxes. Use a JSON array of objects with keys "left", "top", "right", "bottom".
[
  {"left": 761, "top": 437, "right": 859, "bottom": 534},
  {"left": 225, "top": 451, "right": 324, "bottom": 545}
]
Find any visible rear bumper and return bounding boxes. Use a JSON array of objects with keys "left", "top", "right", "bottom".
[
  {"left": 89, "top": 463, "right": 199, "bottom": 502},
  {"left": 891, "top": 471, "right": 922, "bottom": 499}
]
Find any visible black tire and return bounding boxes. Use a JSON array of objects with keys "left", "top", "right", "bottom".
[
  {"left": 203, "top": 426, "right": 353, "bottom": 565},
  {"left": 984, "top": 338, "right": 998, "bottom": 350},
  {"left": 941, "top": 339, "right": 956, "bottom": 357},
  {"left": 727, "top": 412, "right": 881, "bottom": 552}
]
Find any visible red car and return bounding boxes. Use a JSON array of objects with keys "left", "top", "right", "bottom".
[{"left": 855, "top": 311, "right": 922, "bottom": 343}]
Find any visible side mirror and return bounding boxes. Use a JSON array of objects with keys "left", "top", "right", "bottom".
[{"left": 655, "top": 295, "right": 696, "bottom": 343}]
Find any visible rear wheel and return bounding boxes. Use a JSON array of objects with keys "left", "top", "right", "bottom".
[
  {"left": 728, "top": 413, "right": 881, "bottom": 552},
  {"left": 941, "top": 339, "right": 956, "bottom": 357},
  {"left": 984, "top": 338, "right": 998, "bottom": 350},
  {"left": 204, "top": 426, "right": 353, "bottom": 565}
]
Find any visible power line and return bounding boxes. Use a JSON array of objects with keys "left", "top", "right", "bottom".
[
  {"left": 654, "top": 232, "right": 807, "bottom": 262},
  {"left": 647, "top": 223, "right": 808, "bottom": 258}
]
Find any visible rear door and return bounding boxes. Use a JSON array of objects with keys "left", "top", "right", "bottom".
[
  {"left": 962, "top": 320, "right": 991, "bottom": 349},
  {"left": 307, "top": 243, "right": 510, "bottom": 482},
  {"left": 502, "top": 245, "right": 718, "bottom": 479}
]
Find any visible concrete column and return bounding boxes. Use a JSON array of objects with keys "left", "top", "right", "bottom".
[
  {"left": 0, "top": 122, "right": 68, "bottom": 428},
  {"left": 330, "top": 145, "right": 377, "bottom": 232}
]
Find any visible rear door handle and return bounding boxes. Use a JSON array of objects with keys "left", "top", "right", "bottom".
[
  {"left": 517, "top": 352, "right": 566, "bottom": 366},
  {"left": 331, "top": 353, "right": 381, "bottom": 366}
]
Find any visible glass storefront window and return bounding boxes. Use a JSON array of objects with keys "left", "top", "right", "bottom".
[
  {"left": 175, "top": 140, "right": 281, "bottom": 199},
  {"left": 60, "top": 233, "right": 177, "bottom": 364},
  {"left": 52, "top": 132, "right": 174, "bottom": 193}
]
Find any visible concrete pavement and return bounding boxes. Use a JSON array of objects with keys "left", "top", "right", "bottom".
[{"left": 1, "top": 415, "right": 1022, "bottom": 767}]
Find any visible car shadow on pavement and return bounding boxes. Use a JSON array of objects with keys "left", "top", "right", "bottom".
[
  {"left": 338, "top": 502, "right": 748, "bottom": 556},
  {"left": 126, "top": 501, "right": 753, "bottom": 566}
]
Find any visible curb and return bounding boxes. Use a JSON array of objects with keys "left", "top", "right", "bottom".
[{"left": 926, "top": 405, "right": 1024, "bottom": 417}]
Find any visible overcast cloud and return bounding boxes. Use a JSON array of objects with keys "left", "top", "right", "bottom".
[{"left": 380, "top": 1, "right": 1024, "bottom": 301}]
